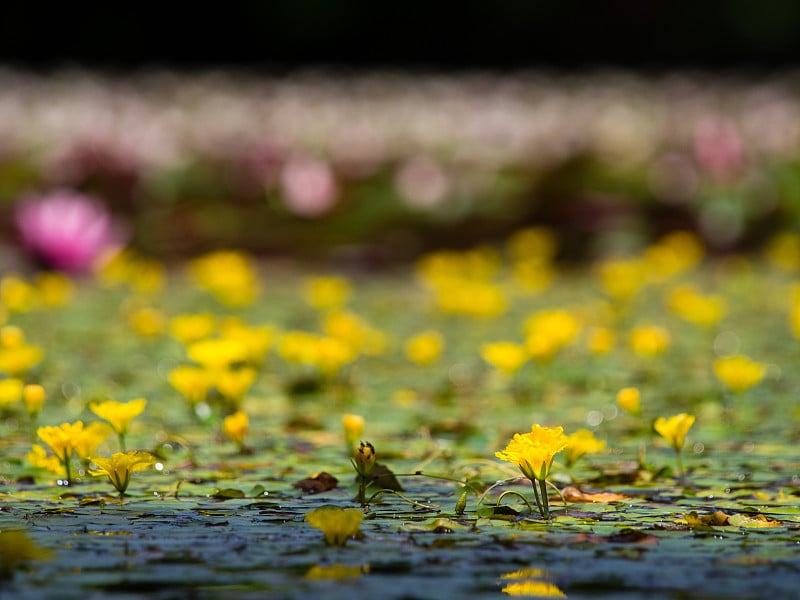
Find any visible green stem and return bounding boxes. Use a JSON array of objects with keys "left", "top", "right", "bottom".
[
  {"left": 538, "top": 478, "right": 550, "bottom": 519},
  {"left": 675, "top": 449, "right": 685, "bottom": 481},
  {"left": 118, "top": 432, "right": 126, "bottom": 452},
  {"left": 530, "top": 478, "right": 545, "bottom": 518},
  {"left": 62, "top": 450, "right": 72, "bottom": 483},
  {"left": 496, "top": 490, "right": 535, "bottom": 514}
]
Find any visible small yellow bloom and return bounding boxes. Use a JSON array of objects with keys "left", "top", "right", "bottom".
[
  {"left": 524, "top": 309, "right": 581, "bottom": 363},
  {"left": 91, "top": 450, "right": 157, "bottom": 495},
  {"left": 404, "top": 330, "right": 444, "bottom": 366},
  {"left": 495, "top": 424, "right": 568, "bottom": 481},
  {"left": 305, "top": 506, "right": 364, "bottom": 546},
  {"left": 129, "top": 307, "right": 166, "bottom": 338},
  {"left": 654, "top": 413, "right": 695, "bottom": 452},
  {"left": 27, "top": 444, "right": 62, "bottom": 474},
  {"left": 597, "top": 258, "right": 648, "bottom": 301},
  {"left": 616, "top": 387, "right": 641, "bottom": 416},
  {"left": 342, "top": 414, "right": 365, "bottom": 450},
  {"left": 713, "top": 355, "right": 765, "bottom": 394},
  {"left": 353, "top": 441, "right": 376, "bottom": 476},
  {"left": 214, "top": 367, "right": 258, "bottom": 402},
  {"left": 304, "top": 275, "right": 352, "bottom": 310},
  {"left": 629, "top": 325, "right": 670, "bottom": 357},
  {"left": 0, "top": 377, "right": 23, "bottom": 408},
  {"left": 0, "top": 325, "right": 25, "bottom": 348},
  {"left": 222, "top": 411, "right": 249, "bottom": 447},
  {"left": 169, "top": 313, "right": 217, "bottom": 345},
  {"left": 34, "top": 271, "right": 74, "bottom": 307},
  {"left": 189, "top": 250, "right": 259, "bottom": 307},
  {"left": 168, "top": 366, "right": 212, "bottom": 405},
  {"left": 72, "top": 422, "right": 112, "bottom": 460},
  {"left": 89, "top": 398, "right": 147, "bottom": 437},
  {"left": 23, "top": 383, "right": 46, "bottom": 415},
  {"left": 564, "top": 429, "right": 606, "bottom": 467},
  {"left": 188, "top": 337, "right": 250, "bottom": 370},
  {"left": 481, "top": 342, "right": 528, "bottom": 377},
  {"left": 37, "top": 421, "right": 83, "bottom": 461},
  {"left": 586, "top": 327, "right": 615, "bottom": 355},
  {"left": 501, "top": 581, "right": 566, "bottom": 598},
  {"left": 506, "top": 227, "right": 557, "bottom": 262},
  {"left": 0, "top": 274, "right": 36, "bottom": 313},
  {"left": 0, "top": 344, "right": 44, "bottom": 377},
  {"left": 667, "top": 285, "right": 725, "bottom": 327},
  {"left": 764, "top": 231, "right": 800, "bottom": 272},
  {"left": 0, "top": 530, "right": 52, "bottom": 576}
]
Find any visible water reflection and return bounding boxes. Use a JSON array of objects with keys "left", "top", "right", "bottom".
[{"left": 500, "top": 568, "right": 566, "bottom": 597}]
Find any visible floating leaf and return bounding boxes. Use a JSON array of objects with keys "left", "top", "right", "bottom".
[
  {"left": 562, "top": 486, "right": 627, "bottom": 503},
  {"left": 293, "top": 472, "right": 338, "bottom": 494},
  {"left": 210, "top": 488, "right": 246, "bottom": 500},
  {"left": 728, "top": 513, "right": 782, "bottom": 528}
]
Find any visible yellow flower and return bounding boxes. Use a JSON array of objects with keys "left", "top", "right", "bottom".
[
  {"left": 222, "top": 410, "right": 249, "bottom": 447},
  {"left": 0, "top": 274, "right": 36, "bottom": 313},
  {"left": 643, "top": 231, "right": 704, "bottom": 281},
  {"left": 23, "top": 384, "right": 46, "bottom": 415},
  {"left": 72, "top": 422, "right": 112, "bottom": 460},
  {"left": 501, "top": 581, "right": 566, "bottom": 598},
  {"left": 168, "top": 366, "right": 212, "bottom": 405},
  {"left": 764, "top": 231, "right": 800, "bottom": 272},
  {"left": 218, "top": 319, "right": 275, "bottom": 365},
  {"left": 128, "top": 307, "right": 166, "bottom": 338},
  {"left": 629, "top": 325, "right": 670, "bottom": 357},
  {"left": 667, "top": 285, "right": 725, "bottom": 327},
  {"left": 564, "top": 429, "right": 606, "bottom": 467},
  {"left": 0, "top": 344, "right": 44, "bottom": 377},
  {"left": 0, "top": 325, "right": 25, "bottom": 348},
  {"left": 34, "top": 271, "right": 74, "bottom": 307},
  {"left": 323, "top": 311, "right": 386, "bottom": 356},
  {"left": 511, "top": 259, "right": 555, "bottom": 294},
  {"left": 89, "top": 398, "right": 147, "bottom": 448},
  {"left": 304, "top": 275, "right": 352, "bottom": 310},
  {"left": 495, "top": 424, "right": 568, "bottom": 481},
  {"left": 506, "top": 226, "right": 557, "bottom": 262},
  {"left": 481, "top": 342, "right": 528, "bottom": 377},
  {"left": 616, "top": 387, "right": 641, "bottom": 415},
  {"left": 596, "top": 258, "right": 648, "bottom": 301},
  {"left": 524, "top": 310, "right": 580, "bottom": 363},
  {"left": 27, "top": 444, "right": 62, "bottom": 474},
  {"left": 37, "top": 421, "right": 83, "bottom": 461},
  {"left": 432, "top": 279, "right": 507, "bottom": 318},
  {"left": 0, "top": 530, "right": 52, "bottom": 576},
  {"left": 187, "top": 337, "right": 249, "bottom": 370},
  {"left": 404, "top": 330, "right": 444, "bottom": 366},
  {"left": 586, "top": 327, "right": 615, "bottom": 355},
  {"left": 188, "top": 250, "right": 259, "bottom": 307},
  {"left": 353, "top": 441, "right": 376, "bottom": 476},
  {"left": 342, "top": 414, "right": 365, "bottom": 450},
  {"left": 0, "top": 377, "right": 23, "bottom": 409},
  {"left": 654, "top": 413, "right": 695, "bottom": 452},
  {"left": 713, "top": 355, "right": 765, "bottom": 394},
  {"left": 169, "top": 313, "right": 217, "bottom": 345},
  {"left": 91, "top": 451, "right": 157, "bottom": 495},
  {"left": 214, "top": 367, "right": 258, "bottom": 402},
  {"left": 305, "top": 506, "right": 363, "bottom": 546}
]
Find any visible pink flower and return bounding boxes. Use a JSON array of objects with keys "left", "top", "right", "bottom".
[
  {"left": 15, "top": 191, "right": 127, "bottom": 273},
  {"left": 279, "top": 157, "right": 339, "bottom": 218}
]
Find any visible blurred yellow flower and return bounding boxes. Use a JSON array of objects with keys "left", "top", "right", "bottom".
[
  {"left": 713, "top": 355, "right": 765, "bottom": 394},
  {"left": 404, "top": 330, "right": 444, "bottom": 366},
  {"left": 323, "top": 311, "right": 386, "bottom": 356},
  {"left": 764, "top": 231, "right": 800, "bottom": 272},
  {"left": 501, "top": 581, "right": 566, "bottom": 598},
  {"left": 0, "top": 274, "right": 36, "bottom": 312},
  {"left": 596, "top": 258, "right": 647, "bottom": 301},
  {"left": 34, "top": 271, "right": 74, "bottom": 307},
  {"left": 27, "top": 444, "right": 62, "bottom": 474},
  {"left": 481, "top": 342, "right": 528, "bottom": 377},
  {"left": 495, "top": 424, "right": 568, "bottom": 482},
  {"left": 0, "top": 530, "right": 52, "bottom": 576},
  {"left": 0, "top": 325, "right": 25, "bottom": 348},
  {"left": 23, "top": 383, "right": 46, "bottom": 415},
  {"left": 129, "top": 307, "right": 166, "bottom": 338},
  {"left": 0, "top": 377, "right": 23, "bottom": 408},
  {"left": 433, "top": 279, "right": 507, "bottom": 318},
  {"left": 342, "top": 413, "right": 365, "bottom": 450},
  {"left": 506, "top": 227, "right": 557, "bottom": 262},
  {"left": 304, "top": 275, "right": 352, "bottom": 310},
  {"left": 524, "top": 309, "right": 580, "bottom": 363},
  {"left": 586, "top": 327, "right": 615, "bottom": 355},
  {"left": 305, "top": 506, "right": 363, "bottom": 546},
  {"left": 667, "top": 285, "right": 725, "bottom": 327},
  {"left": 91, "top": 450, "right": 157, "bottom": 496},
  {"left": 654, "top": 413, "right": 695, "bottom": 452},
  {"left": 629, "top": 325, "right": 670, "bottom": 357},
  {"left": 168, "top": 365, "right": 212, "bottom": 405},
  {"left": 644, "top": 231, "right": 704, "bottom": 281},
  {"left": 169, "top": 313, "right": 217, "bottom": 345},
  {"left": 214, "top": 367, "right": 258, "bottom": 403},
  {"left": 512, "top": 259, "right": 555, "bottom": 294},
  {"left": 616, "top": 387, "right": 641, "bottom": 415},
  {"left": 0, "top": 343, "right": 44, "bottom": 377},
  {"left": 564, "top": 429, "right": 606, "bottom": 467},
  {"left": 278, "top": 331, "right": 356, "bottom": 375},
  {"left": 72, "top": 422, "right": 112, "bottom": 461},
  {"left": 218, "top": 319, "right": 275, "bottom": 365},
  {"left": 222, "top": 410, "right": 249, "bottom": 447},
  {"left": 37, "top": 421, "right": 85, "bottom": 480},
  {"left": 189, "top": 250, "right": 259, "bottom": 307},
  {"left": 188, "top": 337, "right": 249, "bottom": 370}
]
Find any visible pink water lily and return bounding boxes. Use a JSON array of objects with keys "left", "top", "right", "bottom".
[{"left": 15, "top": 190, "right": 127, "bottom": 273}]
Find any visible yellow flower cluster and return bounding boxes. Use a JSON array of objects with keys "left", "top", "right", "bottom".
[
  {"left": 188, "top": 250, "right": 260, "bottom": 307},
  {"left": 1, "top": 271, "right": 73, "bottom": 313},
  {"left": 0, "top": 325, "right": 44, "bottom": 377},
  {"left": 98, "top": 249, "right": 166, "bottom": 296}
]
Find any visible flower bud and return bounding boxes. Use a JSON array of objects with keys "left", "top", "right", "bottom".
[{"left": 353, "top": 441, "right": 376, "bottom": 476}]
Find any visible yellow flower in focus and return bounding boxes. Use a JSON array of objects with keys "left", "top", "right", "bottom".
[
  {"left": 89, "top": 398, "right": 146, "bottom": 450},
  {"left": 129, "top": 307, "right": 166, "bottom": 338},
  {"left": 304, "top": 275, "right": 352, "bottom": 310},
  {"left": 0, "top": 377, "right": 23, "bottom": 408},
  {"left": 667, "top": 285, "right": 725, "bottom": 327},
  {"left": 629, "top": 325, "right": 670, "bottom": 357},
  {"left": 404, "top": 330, "right": 444, "bottom": 366},
  {"left": 27, "top": 444, "right": 62, "bottom": 474},
  {"left": 353, "top": 441, "right": 376, "bottom": 477},
  {"left": 23, "top": 384, "right": 46, "bottom": 415},
  {"left": 481, "top": 342, "right": 528, "bottom": 377},
  {"left": 342, "top": 414, "right": 365, "bottom": 450},
  {"left": 71, "top": 422, "right": 112, "bottom": 461},
  {"left": 495, "top": 424, "right": 568, "bottom": 482},
  {"left": 222, "top": 410, "right": 249, "bottom": 447},
  {"left": 586, "top": 327, "right": 615, "bottom": 355},
  {"left": 596, "top": 258, "right": 647, "bottom": 301},
  {"left": 91, "top": 450, "right": 157, "bottom": 496},
  {"left": 713, "top": 355, "right": 765, "bottom": 394},
  {"left": 654, "top": 413, "right": 695, "bottom": 452},
  {"left": 34, "top": 271, "right": 73, "bottom": 307},
  {"left": 188, "top": 250, "right": 259, "bottom": 308},
  {"left": 169, "top": 313, "right": 217, "bottom": 345},
  {"left": 168, "top": 366, "right": 212, "bottom": 405},
  {"left": 617, "top": 387, "right": 641, "bottom": 415},
  {"left": 501, "top": 581, "right": 566, "bottom": 598},
  {"left": 305, "top": 506, "right": 363, "bottom": 546},
  {"left": 564, "top": 429, "right": 606, "bottom": 467},
  {"left": 0, "top": 530, "right": 52, "bottom": 576}
]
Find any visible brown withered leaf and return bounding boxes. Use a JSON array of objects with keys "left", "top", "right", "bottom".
[
  {"left": 566, "top": 528, "right": 659, "bottom": 546},
  {"left": 360, "top": 462, "right": 404, "bottom": 492},
  {"left": 562, "top": 486, "right": 627, "bottom": 503},
  {"left": 293, "top": 471, "right": 339, "bottom": 494}
]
